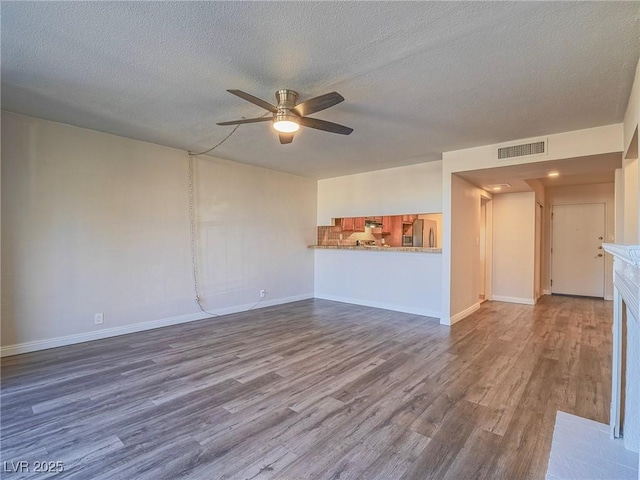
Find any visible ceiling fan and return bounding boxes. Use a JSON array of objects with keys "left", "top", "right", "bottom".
[{"left": 217, "top": 89, "right": 353, "bottom": 144}]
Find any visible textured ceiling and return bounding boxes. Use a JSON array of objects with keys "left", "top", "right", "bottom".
[{"left": 2, "top": 2, "right": 639, "bottom": 178}]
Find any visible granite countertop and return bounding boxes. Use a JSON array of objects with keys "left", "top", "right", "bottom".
[{"left": 309, "top": 245, "right": 442, "bottom": 253}]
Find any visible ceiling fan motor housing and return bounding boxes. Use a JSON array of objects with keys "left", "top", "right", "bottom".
[
  {"left": 275, "top": 89, "right": 299, "bottom": 123},
  {"left": 275, "top": 89, "right": 298, "bottom": 110}
]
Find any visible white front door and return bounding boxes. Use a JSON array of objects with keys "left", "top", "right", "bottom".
[{"left": 551, "top": 203, "right": 605, "bottom": 297}]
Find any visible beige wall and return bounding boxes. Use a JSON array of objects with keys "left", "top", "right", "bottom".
[
  {"left": 525, "top": 178, "right": 546, "bottom": 206},
  {"left": 623, "top": 159, "right": 639, "bottom": 244},
  {"left": 449, "top": 174, "right": 483, "bottom": 320},
  {"left": 492, "top": 192, "right": 536, "bottom": 303},
  {"left": 317, "top": 161, "right": 442, "bottom": 226},
  {"left": 615, "top": 168, "right": 625, "bottom": 246},
  {"left": 621, "top": 58, "right": 640, "bottom": 245},
  {"left": 624, "top": 59, "right": 640, "bottom": 159},
  {"left": 1, "top": 112, "right": 317, "bottom": 351}
]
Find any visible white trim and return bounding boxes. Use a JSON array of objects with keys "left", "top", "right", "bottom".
[
  {"left": 605, "top": 294, "right": 614, "bottom": 301},
  {"left": 603, "top": 244, "right": 640, "bottom": 443},
  {"left": 0, "top": 294, "right": 313, "bottom": 357},
  {"left": 543, "top": 289, "right": 551, "bottom": 295},
  {"left": 313, "top": 294, "right": 441, "bottom": 319},
  {"left": 603, "top": 243, "right": 640, "bottom": 267},
  {"left": 611, "top": 287, "right": 623, "bottom": 438},
  {"left": 442, "top": 302, "right": 481, "bottom": 326},
  {"left": 492, "top": 295, "right": 536, "bottom": 305}
]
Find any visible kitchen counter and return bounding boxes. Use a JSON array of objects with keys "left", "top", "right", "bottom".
[
  {"left": 308, "top": 245, "right": 442, "bottom": 253},
  {"left": 313, "top": 245, "right": 442, "bottom": 318}
]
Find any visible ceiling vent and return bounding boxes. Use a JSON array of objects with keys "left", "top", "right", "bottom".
[
  {"left": 497, "top": 139, "right": 547, "bottom": 160},
  {"left": 485, "top": 183, "right": 511, "bottom": 191}
]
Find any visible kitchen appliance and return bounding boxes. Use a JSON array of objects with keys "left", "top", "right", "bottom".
[
  {"left": 412, "top": 219, "right": 424, "bottom": 247},
  {"left": 402, "top": 235, "right": 413, "bottom": 246},
  {"left": 364, "top": 219, "right": 383, "bottom": 229}
]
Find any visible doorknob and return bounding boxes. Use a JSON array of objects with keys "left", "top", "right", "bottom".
[
  {"left": 599, "top": 236, "right": 603, "bottom": 240},
  {"left": 598, "top": 253, "right": 603, "bottom": 257}
]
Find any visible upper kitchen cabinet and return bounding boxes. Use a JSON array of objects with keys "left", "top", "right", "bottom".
[
  {"left": 383, "top": 216, "right": 403, "bottom": 245},
  {"left": 339, "top": 217, "right": 365, "bottom": 232},
  {"left": 339, "top": 217, "right": 353, "bottom": 231},
  {"left": 381, "top": 216, "right": 393, "bottom": 234}
]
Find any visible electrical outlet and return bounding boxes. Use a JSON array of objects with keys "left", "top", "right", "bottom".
[
  {"left": 260, "top": 289, "right": 266, "bottom": 298},
  {"left": 94, "top": 313, "right": 104, "bottom": 325}
]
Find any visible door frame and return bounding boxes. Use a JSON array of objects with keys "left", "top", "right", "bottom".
[
  {"left": 535, "top": 201, "right": 543, "bottom": 301},
  {"left": 480, "top": 194, "right": 493, "bottom": 302},
  {"left": 550, "top": 202, "right": 606, "bottom": 297}
]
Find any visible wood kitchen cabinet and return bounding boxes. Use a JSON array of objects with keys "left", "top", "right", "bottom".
[
  {"left": 340, "top": 217, "right": 354, "bottom": 231},
  {"left": 384, "top": 216, "right": 404, "bottom": 246},
  {"left": 381, "top": 216, "right": 392, "bottom": 234},
  {"left": 340, "top": 217, "right": 365, "bottom": 232}
]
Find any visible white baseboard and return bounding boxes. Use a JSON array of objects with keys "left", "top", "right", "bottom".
[
  {"left": 441, "top": 302, "right": 481, "bottom": 326},
  {"left": 605, "top": 294, "right": 614, "bottom": 301},
  {"left": 0, "top": 293, "right": 313, "bottom": 357},
  {"left": 543, "top": 289, "right": 551, "bottom": 295},
  {"left": 492, "top": 295, "right": 536, "bottom": 305},
  {"left": 313, "top": 294, "right": 441, "bottom": 319}
]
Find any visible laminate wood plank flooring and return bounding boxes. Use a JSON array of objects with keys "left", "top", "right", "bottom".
[{"left": 1, "top": 296, "right": 611, "bottom": 479}]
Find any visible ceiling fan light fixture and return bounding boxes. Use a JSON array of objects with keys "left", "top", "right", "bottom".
[
  {"left": 273, "top": 118, "right": 299, "bottom": 133},
  {"left": 273, "top": 111, "right": 300, "bottom": 133}
]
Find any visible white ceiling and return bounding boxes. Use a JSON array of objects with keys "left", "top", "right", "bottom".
[{"left": 2, "top": 2, "right": 639, "bottom": 178}]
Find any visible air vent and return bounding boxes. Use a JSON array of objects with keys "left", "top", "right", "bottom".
[
  {"left": 486, "top": 183, "right": 511, "bottom": 192},
  {"left": 498, "top": 140, "right": 546, "bottom": 160}
]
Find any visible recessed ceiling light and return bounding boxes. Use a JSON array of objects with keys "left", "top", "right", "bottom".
[{"left": 548, "top": 171, "right": 560, "bottom": 177}]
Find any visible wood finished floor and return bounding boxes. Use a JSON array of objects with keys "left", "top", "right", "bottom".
[{"left": 1, "top": 296, "right": 611, "bottom": 479}]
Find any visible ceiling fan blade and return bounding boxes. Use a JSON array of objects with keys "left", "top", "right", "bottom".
[
  {"left": 227, "top": 90, "right": 278, "bottom": 113},
  {"left": 299, "top": 116, "right": 353, "bottom": 135},
  {"left": 216, "top": 117, "right": 272, "bottom": 126},
  {"left": 279, "top": 133, "right": 294, "bottom": 144},
  {"left": 293, "top": 92, "right": 344, "bottom": 117}
]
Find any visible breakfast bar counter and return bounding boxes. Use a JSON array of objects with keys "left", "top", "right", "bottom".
[
  {"left": 312, "top": 246, "right": 442, "bottom": 318},
  {"left": 309, "top": 245, "right": 442, "bottom": 253}
]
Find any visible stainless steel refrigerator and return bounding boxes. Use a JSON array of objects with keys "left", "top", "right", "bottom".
[
  {"left": 412, "top": 219, "right": 424, "bottom": 247},
  {"left": 412, "top": 219, "right": 437, "bottom": 248}
]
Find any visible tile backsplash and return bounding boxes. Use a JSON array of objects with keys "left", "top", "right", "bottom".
[
  {"left": 317, "top": 226, "right": 380, "bottom": 246},
  {"left": 317, "top": 226, "right": 343, "bottom": 246}
]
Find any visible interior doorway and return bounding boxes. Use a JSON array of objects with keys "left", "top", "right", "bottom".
[{"left": 551, "top": 203, "right": 606, "bottom": 298}]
